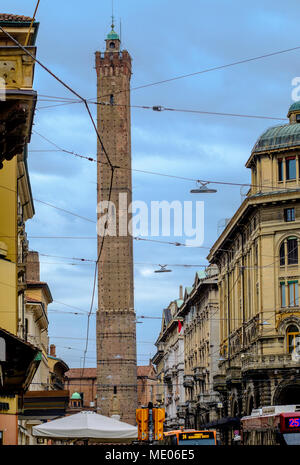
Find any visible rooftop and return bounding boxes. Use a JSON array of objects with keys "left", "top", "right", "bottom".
[
  {"left": 137, "top": 365, "right": 156, "bottom": 378},
  {"left": 252, "top": 123, "right": 300, "bottom": 154},
  {"left": 65, "top": 368, "right": 97, "bottom": 379},
  {"left": 251, "top": 102, "right": 300, "bottom": 155},
  {"left": 0, "top": 13, "right": 33, "bottom": 22}
]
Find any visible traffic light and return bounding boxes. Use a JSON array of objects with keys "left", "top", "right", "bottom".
[
  {"left": 153, "top": 408, "right": 165, "bottom": 441},
  {"left": 136, "top": 408, "right": 149, "bottom": 441}
]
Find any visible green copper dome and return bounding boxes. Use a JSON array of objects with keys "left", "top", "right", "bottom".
[
  {"left": 107, "top": 28, "right": 119, "bottom": 40},
  {"left": 252, "top": 123, "right": 300, "bottom": 153},
  {"left": 71, "top": 392, "right": 81, "bottom": 400},
  {"left": 288, "top": 101, "right": 300, "bottom": 116}
]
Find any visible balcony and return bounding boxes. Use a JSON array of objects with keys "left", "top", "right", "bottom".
[
  {"left": 183, "top": 375, "right": 194, "bottom": 388},
  {"left": 213, "top": 373, "right": 226, "bottom": 392},
  {"left": 197, "top": 393, "right": 220, "bottom": 405},
  {"left": 193, "top": 366, "right": 206, "bottom": 381},
  {"left": 241, "top": 353, "right": 299, "bottom": 373},
  {"left": 226, "top": 365, "right": 242, "bottom": 385}
]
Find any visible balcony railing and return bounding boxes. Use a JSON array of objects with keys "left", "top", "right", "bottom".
[
  {"left": 241, "top": 353, "right": 298, "bottom": 372},
  {"left": 197, "top": 393, "right": 219, "bottom": 404}
]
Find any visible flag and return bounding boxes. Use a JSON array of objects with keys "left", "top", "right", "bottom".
[{"left": 178, "top": 320, "right": 182, "bottom": 333}]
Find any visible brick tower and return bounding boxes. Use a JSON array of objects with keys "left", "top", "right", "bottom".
[{"left": 95, "top": 22, "right": 137, "bottom": 425}]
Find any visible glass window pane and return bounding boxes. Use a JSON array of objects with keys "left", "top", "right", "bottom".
[
  {"left": 288, "top": 334, "right": 294, "bottom": 353},
  {"left": 286, "top": 158, "right": 296, "bottom": 180},
  {"left": 280, "top": 243, "right": 285, "bottom": 266},
  {"left": 288, "top": 239, "right": 298, "bottom": 265},
  {"left": 296, "top": 284, "right": 299, "bottom": 307},
  {"left": 289, "top": 283, "right": 295, "bottom": 306},
  {"left": 281, "top": 284, "right": 286, "bottom": 307},
  {"left": 278, "top": 160, "right": 283, "bottom": 181},
  {"left": 285, "top": 208, "right": 295, "bottom": 222}
]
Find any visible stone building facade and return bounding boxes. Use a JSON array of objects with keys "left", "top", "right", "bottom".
[
  {"left": 95, "top": 23, "right": 137, "bottom": 424},
  {"left": 153, "top": 292, "right": 185, "bottom": 429},
  {"left": 177, "top": 267, "right": 220, "bottom": 429},
  {"left": 208, "top": 102, "right": 300, "bottom": 443}
]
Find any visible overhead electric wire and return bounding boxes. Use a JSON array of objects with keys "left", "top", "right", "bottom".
[
  {"left": 31, "top": 130, "right": 300, "bottom": 192},
  {"left": 36, "top": 98, "right": 287, "bottom": 121},
  {"left": 36, "top": 42, "right": 300, "bottom": 106},
  {"left": 0, "top": 27, "right": 118, "bottom": 378},
  {"left": 0, "top": 25, "right": 113, "bottom": 170}
]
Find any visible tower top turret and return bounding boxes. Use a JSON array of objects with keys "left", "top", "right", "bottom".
[
  {"left": 105, "top": 18, "right": 120, "bottom": 52},
  {"left": 105, "top": 1, "right": 120, "bottom": 51}
]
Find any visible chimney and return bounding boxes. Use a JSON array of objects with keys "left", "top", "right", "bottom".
[
  {"left": 179, "top": 285, "right": 183, "bottom": 300},
  {"left": 26, "top": 251, "right": 40, "bottom": 281},
  {"left": 50, "top": 344, "right": 56, "bottom": 357}
]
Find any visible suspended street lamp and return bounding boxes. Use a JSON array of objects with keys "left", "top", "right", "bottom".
[
  {"left": 190, "top": 181, "right": 217, "bottom": 194},
  {"left": 154, "top": 264, "right": 172, "bottom": 273}
]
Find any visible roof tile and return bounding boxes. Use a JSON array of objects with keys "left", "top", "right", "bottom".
[
  {"left": 0, "top": 13, "right": 33, "bottom": 22},
  {"left": 65, "top": 368, "right": 97, "bottom": 379}
]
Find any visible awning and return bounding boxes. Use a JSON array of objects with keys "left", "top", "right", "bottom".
[
  {"left": 32, "top": 411, "right": 138, "bottom": 443},
  {"left": 19, "top": 390, "right": 70, "bottom": 420},
  {"left": 0, "top": 327, "right": 41, "bottom": 395}
]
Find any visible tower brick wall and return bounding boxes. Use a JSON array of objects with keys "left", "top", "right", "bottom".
[{"left": 95, "top": 34, "right": 137, "bottom": 425}]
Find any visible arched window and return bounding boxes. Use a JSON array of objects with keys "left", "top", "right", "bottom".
[
  {"left": 280, "top": 237, "right": 298, "bottom": 266},
  {"left": 287, "top": 324, "right": 300, "bottom": 353}
]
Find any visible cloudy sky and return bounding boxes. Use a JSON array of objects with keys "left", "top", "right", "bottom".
[{"left": 3, "top": 0, "right": 300, "bottom": 368}]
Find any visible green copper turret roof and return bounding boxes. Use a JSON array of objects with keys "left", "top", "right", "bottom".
[
  {"left": 250, "top": 103, "right": 300, "bottom": 154},
  {"left": 288, "top": 101, "right": 300, "bottom": 116},
  {"left": 107, "top": 25, "right": 119, "bottom": 40},
  {"left": 71, "top": 392, "right": 81, "bottom": 400},
  {"left": 252, "top": 123, "right": 300, "bottom": 153}
]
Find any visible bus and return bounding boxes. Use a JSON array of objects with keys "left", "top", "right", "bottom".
[
  {"left": 241, "top": 405, "right": 300, "bottom": 445},
  {"left": 162, "top": 429, "right": 217, "bottom": 446}
]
